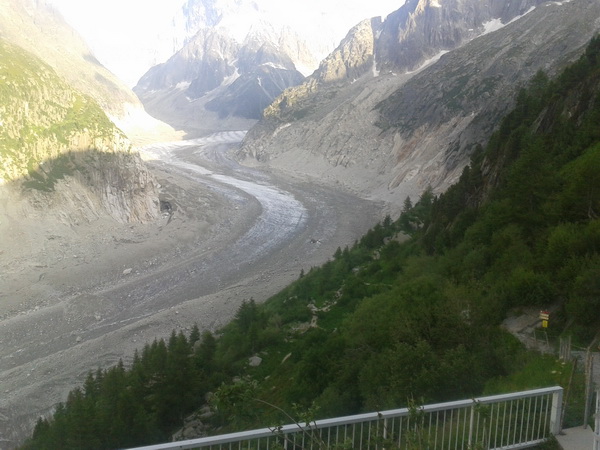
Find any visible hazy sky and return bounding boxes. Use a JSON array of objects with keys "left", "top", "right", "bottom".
[{"left": 48, "top": 0, "right": 404, "bottom": 87}]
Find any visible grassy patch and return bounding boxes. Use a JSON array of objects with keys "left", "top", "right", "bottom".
[{"left": 484, "top": 352, "right": 587, "bottom": 428}]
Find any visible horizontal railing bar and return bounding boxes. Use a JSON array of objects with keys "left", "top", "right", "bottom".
[
  {"left": 491, "top": 438, "right": 546, "bottom": 449},
  {"left": 473, "top": 387, "right": 562, "bottom": 405},
  {"left": 126, "top": 386, "right": 563, "bottom": 450}
]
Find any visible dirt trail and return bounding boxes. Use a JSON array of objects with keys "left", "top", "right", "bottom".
[{"left": 0, "top": 133, "right": 384, "bottom": 448}]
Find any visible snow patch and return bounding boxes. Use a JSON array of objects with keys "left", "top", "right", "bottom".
[
  {"left": 406, "top": 50, "right": 448, "bottom": 74},
  {"left": 175, "top": 81, "right": 190, "bottom": 90},
  {"left": 262, "top": 62, "right": 288, "bottom": 71},
  {"left": 513, "top": 6, "right": 537, "bottom": 21},
  {"left": 372, "top": 58, "right": 380, "bottom": 77},
  {"left": 110, "top": 102, "right": 163, "bottom": 131},
  {"left": 482, "top": 18, "right": 504, "bottom": 35},
  {"left": 222, "top": 69, "right": 241, "bottom": 87},
  {"left": 549, "top": 0, "right": 572, "bottom": 5},
  {"left": 272, "top": 123, "right": 291, "bottom": 139},
  {"left": 430, "top": 0, "right": 442, "bottom": 8},
  {"left": 481, "top": 6, "right": 536, "bottom": 36},
  {"left": 295, "top": 64, "right": 314, "bottom": 77}
]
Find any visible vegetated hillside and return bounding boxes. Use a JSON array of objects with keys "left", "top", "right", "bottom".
[
  {"left": 0, "top": 38, "right": 159, "bottom": 224},
  {"left": 21, "top": 36, "right": 600, "bottom": 450},
  {"left": 0, "top": 0, "right": 180, "bottom": 143},
  {"left": 0, "top": 0, "right": 137, "bottom": 117}
]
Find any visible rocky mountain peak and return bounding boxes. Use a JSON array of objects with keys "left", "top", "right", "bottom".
[
  {"left": 134, "top": 1, "right": 313, "bottom": 128},
  {"left": 315, "top": 17, "right": 383, "bottom": 84},
  {"left": 262, "top": 0, "right": 549, "bottom": 125},
  {"left": 377, "top": 0, "right": 546, "bottom": 73},
  {"left": 414, "top": 0, "right": 441, "bottom": 14}
]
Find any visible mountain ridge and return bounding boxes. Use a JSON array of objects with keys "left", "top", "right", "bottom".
[
  {"left": 133, "top": 0, "right": 401, "bottom": 133},
  {"left": 134, "top": 19, "right": 308, "bottom": 130},
  {"left": 238, "top": 0, "right": 600, "bottom": 214}
]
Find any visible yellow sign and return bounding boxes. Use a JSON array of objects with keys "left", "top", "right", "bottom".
[{"left": 542, "top": 320, "right": 548, "bottom": 328}]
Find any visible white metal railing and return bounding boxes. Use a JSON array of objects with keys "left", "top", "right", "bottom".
[{"left": 128, "top": 386, "right": 563, "bottom": 450}]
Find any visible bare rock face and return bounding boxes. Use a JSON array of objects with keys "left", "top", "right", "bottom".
[
  {"left": 78, "top": 149, "right": 160, "bottom": 225},
  {"left": 262, "top": 0, "right": 545, "bottom": 124},
  {"left": 239, "top": 0, "right": 600, "bottom": 213}
]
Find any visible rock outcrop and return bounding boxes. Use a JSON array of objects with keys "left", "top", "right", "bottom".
[
  {"left": 239, "top": 0, "right": 600, "bottom": 213},
  {"left": 315, "top": 18, "right": 382, "bottom": 84}
]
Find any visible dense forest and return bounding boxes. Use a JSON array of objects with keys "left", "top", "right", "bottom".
[{"left": 21, "top": 36, "right": 600, "bottom": 449}]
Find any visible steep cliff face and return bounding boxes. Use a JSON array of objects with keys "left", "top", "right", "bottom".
[
  {"left": 239, "top": 0, "right": 600, "bottom": 212},
  {"left": 0, "top": 39, "right": 159, "bottom": 224}
]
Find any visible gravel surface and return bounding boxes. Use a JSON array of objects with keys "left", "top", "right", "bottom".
[{"left": 0, "top": 132, "right": 385, "bottom": 448}]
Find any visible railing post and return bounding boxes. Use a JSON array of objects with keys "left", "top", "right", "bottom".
[
  {"left": 584, "top": 352, "right": 594, "bottom": 428},
  {"left": 383, "top": 417, "right": 388, "bottom": 444},
  {"left": 468, "top": 400, "right": 476, "bottom": 447},
  {"left": 549, "top": 388, "right": 563, "bottom": 435},
  {"left": 594, "top": 389, "right": 600, "bottom": 450}
]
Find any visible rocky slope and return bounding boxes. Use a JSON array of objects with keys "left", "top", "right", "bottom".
[
  {"left": 238, "top": 0, "right": 600, "bottom": 213},
  {"left": 0, "top": 39, "right": 159, "bottom": 224},
  {"left": 0, "top": 0, "right": 133, "bottom": 114}
]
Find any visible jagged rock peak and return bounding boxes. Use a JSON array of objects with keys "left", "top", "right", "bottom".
[
  {"left": 135, "top": 27, "right": 238, "bottom": 96},
  {"left": 263, "top": 0, "right": 548, "bottom": 124},
  {"left": 134, "top": 1, "right": 311, "bottom": 124},
  {"left": 377, "top": 0, "right": 546, "bottom": 72},
  {"left": 316, "top": 17, "right": 383, "bottom": 84}
]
